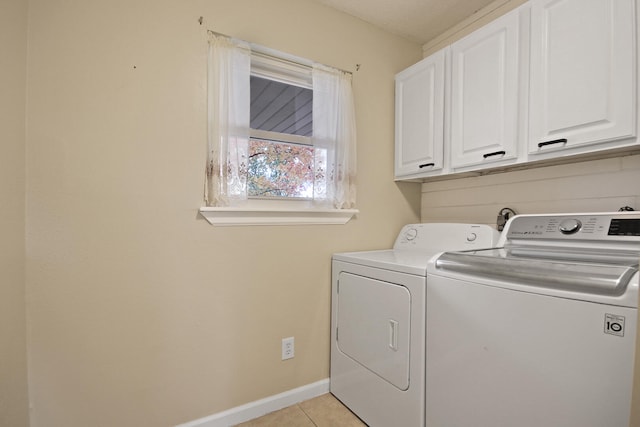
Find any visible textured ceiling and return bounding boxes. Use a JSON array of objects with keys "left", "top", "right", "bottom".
[{"left": 313, "top": 0, "right": 500, "bottom": 44}]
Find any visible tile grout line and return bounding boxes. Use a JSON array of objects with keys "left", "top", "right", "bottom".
[{"left": 297, "top": 403, "right": 319, "bottom": 427}]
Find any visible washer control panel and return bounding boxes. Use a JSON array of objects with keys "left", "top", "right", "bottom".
[{"left": 506, "top": 213, "right": 640, "bottom": 240}]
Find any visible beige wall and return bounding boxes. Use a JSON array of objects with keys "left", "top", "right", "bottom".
[
  {"left": 0, "top": 0, "right": 29, "bottom": 425},
  {"left": 24, "top": 0, "right": 422, "bottom": 425}
]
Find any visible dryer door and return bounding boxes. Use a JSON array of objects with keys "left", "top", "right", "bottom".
[{"left": 336, "top": 272, "right": 411, "bottom": 390}]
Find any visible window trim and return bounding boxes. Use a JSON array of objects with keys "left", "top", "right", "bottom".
[
  {"left": 250, "top": 48, "right": 313, "bottom": 89},
  {"left": 250, "top": 129, "right": 311, "bottom": 146},
  {"left": 199, "top": 206, "right": 358, "bottom": 226}
]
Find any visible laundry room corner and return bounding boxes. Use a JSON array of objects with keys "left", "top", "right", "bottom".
[{"left": 23, "top": 0, "right": 423, "bottom": 426}]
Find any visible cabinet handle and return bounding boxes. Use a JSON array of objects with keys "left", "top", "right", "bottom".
[
  {"left": 419, "top": 163, "right": 435, "bottom": 169},
  {"left": 482, "top": 150, "right": 506, "bottom": 159},
  {"left": 538, "top": 138, "right": 568, "bottom": 148}
]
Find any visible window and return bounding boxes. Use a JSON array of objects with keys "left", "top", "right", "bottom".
[
  {"left": 248, "top": 73, "right": 322, "bottom": 199},
  {"left": 202, "top": 33, "right": 358, "bottom": 225}
]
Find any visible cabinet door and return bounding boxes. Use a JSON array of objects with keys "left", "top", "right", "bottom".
[
  {"left": 449, "top": 6, "right": 527, "bottom": 169},
  {"left": 529, "top": 0, "right": 636, "bottom": 155},
  {"left": 395, "top": 49, "right": 446, "bottom": 178}
]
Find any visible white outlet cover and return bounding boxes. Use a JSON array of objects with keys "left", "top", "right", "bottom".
[{"left": 282, "top": 337, "right": 294, "bottom": 360}]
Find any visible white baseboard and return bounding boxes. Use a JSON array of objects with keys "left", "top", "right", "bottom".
[{"left": 175, "top": 378, "right": 330, "bottom": 427}]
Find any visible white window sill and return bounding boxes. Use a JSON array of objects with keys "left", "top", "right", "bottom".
[{"left": 199, "top": 207, "right": 359, "bottom": 226}]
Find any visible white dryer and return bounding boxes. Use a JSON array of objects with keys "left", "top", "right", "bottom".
[{"left": 330, "top": 223, "right": 499, "bottom": 427}]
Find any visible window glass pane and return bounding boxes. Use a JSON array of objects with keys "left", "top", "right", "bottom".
[
  {"left": 247, "top": 138, "right": 315, "bottom": 198},
  {"left": 250, "top": 76, "right": 313, "bottom": 137}
]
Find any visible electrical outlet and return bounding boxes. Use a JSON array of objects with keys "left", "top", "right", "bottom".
[{"left": 282, "top": 337, "right": 294, "bottom": 360}]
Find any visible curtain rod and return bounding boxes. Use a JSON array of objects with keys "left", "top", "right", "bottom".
[{"left": 207, "top": 29, "right": 355, "bottom": 76}]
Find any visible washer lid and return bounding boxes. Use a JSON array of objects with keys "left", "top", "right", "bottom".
[
  {"left": 333, "top": 249, "right": 434, "bottom": 276},
  {"left": 435, "top": 248, "right": 639, "bottom": 297}
]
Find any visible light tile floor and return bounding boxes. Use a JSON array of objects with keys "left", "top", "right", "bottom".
[{"left": 235, "top": 393, "right": 367, "bottom": 427}]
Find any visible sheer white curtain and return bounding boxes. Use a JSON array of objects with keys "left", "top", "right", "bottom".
[
  {"left": 204, "top": 34, "right": 251, "bottom": 207},
  {"left": 205, "top": 36, "right": 357, "bottom": 210},
  {"left": 312, "top": 65, "right": 357, "bottom": 209}
]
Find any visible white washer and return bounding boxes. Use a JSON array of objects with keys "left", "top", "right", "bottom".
[
  {"left": 330, "top": 223, "right": 499, "bottom": 427},
  {"left": 426, "top": 212, "right": 640, "bottom": 427}
]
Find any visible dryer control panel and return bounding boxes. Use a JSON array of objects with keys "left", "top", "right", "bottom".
[{"left": 393, "top": 223, "right": 499, "bottom": 251}]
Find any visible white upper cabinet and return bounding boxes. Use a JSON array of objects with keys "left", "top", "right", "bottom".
[
  {"left": 395, "top": 48, "right": 447, "bottom": 178},
  {"left": 449, "top": 5, "right": 529, "bottom": 169},
  {"left": 394, "top": 0, "right": 639, "bottom": 181},
  {"left": 528, "top": 0, "right": 637, "bottom": 156}
]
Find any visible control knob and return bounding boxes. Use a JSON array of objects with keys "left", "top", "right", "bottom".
[
  {"left": 559, "top": 218, "right": 582, "bottom": 235},
  {"left": 404, "top": 228, "right": 418, "bottom": 241}
]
